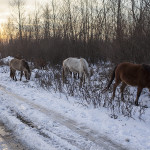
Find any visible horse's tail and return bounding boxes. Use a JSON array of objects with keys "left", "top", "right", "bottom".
[
  {"left": 103, "top": 65, "right": 117, "bottom": 92},
  {"left": 10, "top": 67, "right": 16, "bottom": 80},
  {"left": 62, "top": 66, "right": 65, "bottom": 84},
  {"left": 62, "top": 60, "right": 66, "bottom": 84}
]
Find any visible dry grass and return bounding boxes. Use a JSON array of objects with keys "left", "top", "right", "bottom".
[{"left": 34, "top": 62, "right": 146, "bottom": 119}]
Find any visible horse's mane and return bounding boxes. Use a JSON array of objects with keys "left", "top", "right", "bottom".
[
  {"left": 142, "top": 64, "right": 150, "bottom": 72},
  {"left": 22, "top": 59, "right": 30, "bottom": 73}
]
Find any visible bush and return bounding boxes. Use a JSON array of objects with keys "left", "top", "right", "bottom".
[{"left": 34, "top": 62, "right": 146, "bottom": 118}]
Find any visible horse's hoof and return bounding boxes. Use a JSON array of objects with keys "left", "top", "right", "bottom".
[
  {"left": 135, "top": 102, "right": 139, "bottom": 106},
  {"left": 143, "top": 105, "right": 148, "bottom": 108},
  {"left": 121, "top": 98, "right": 125, "bottom": 102}
]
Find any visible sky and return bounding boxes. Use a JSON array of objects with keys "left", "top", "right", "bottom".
[
  {"left": 0, "top": 0, "right": 50, "bottom": 27},
  {"left": 0, "top": 0, "right": 10, "bottom": 25}
]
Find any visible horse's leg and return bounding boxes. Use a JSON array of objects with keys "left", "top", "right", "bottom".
[
  {"left": 13, "top": 70, "right": 17, "bottom": 81},
  {"left": 74, "top": 73, "right": 78, "bottom": 79},
  {"left": 11, "top": 69, "right": 16, "bottom": 81},
  {"left": 20, "top": 71, "right": 23, "bottom": 81},
  {"left": 62, "top": 68, "right": 65, "bottom": 84},
  {"left": 112, "top": 79, "right": 121, "bottom": 99},
  {"left": 77, "top": 73, "right": 79, "bottom": 79},
  {"left": 62, "top": 67, "right": 67, "bottom": 84},
  {"left": 15, "top": 71, "right": 17, "bottom": 81},
  {"left": 80, "top": 77, "right": 83, "bottom": 87},
  {"left": 83, "top": 73, "right": 85, "bottom": 84},
  {"left": 24, "top": 71, "right": 29, "bottom": 80},
  {"left": 135, "top": 86, "right": 143, "bottom": 106},
  {"left": 12, "top": 71, "right": 14, "bottom": 80},
  {"left": 10, "top": 69, "right": 13, "bottom": 79},
  {"left": 120, "top": 82, "right": 127, "bottom": 101},
  {"left": 76, "top": 73, "right": 80, "bottom": 80},
  {"left": 79, "top": 72, "right": 83, "bottom": 87},
  {"left": 12, "top": 70, "right": 14, "bottom": 80}
]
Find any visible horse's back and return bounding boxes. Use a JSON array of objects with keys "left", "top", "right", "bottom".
[
  {"left": 117, "top": 62, "right": 141, "bottom": 73},
  {"left": 9, "top": 58, "right": 17, "bottom": 68},
  {"left": 63, "top": 57, "right": 74, "bottom": 66},
  {"left": 66, "top": 57, "right": 79, "bottom": 63},
  {"left": 116, "top": 62, "right": 146, "bottom": 86},
  {"left": 9, "top": 58, "right": 22, "bottom": 71},
  {"left": 63, "top": 57, "right": 80, "bottom": 72}
]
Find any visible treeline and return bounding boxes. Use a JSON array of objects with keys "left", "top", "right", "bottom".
[{"left": 0, "top": 0, "right": 150, "bottom": 65}]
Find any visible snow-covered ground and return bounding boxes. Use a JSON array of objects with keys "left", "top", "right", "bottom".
[{"left": 0, "top": 56, "right": 150, "bottom": 150}]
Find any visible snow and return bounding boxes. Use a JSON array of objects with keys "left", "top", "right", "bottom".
[{"left": 0, "top": 56, "right": 150, "bottom": 150}]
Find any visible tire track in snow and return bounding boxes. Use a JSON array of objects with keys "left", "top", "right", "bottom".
[
  {"left": 0, "top": 122, "right": 27, "bottom": 150},
  {"left": 0, "top": 91, "right": 84, "bottom": 150},
  {"left": 1, "top": 93, "right": 98, "bottom": 150},
  {"left": 0, "top": 85, "right": 128, "bottom": 150},
  {"left": 14, "top": 110, "right": 90, "bottom": 150}
]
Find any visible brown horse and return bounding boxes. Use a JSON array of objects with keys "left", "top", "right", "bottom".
[
  {"left": 9, "top": 58, "right": 31, "bottom": 81},
  {"left": 105, "top": 62, "right": 150, "bottom": 106}
]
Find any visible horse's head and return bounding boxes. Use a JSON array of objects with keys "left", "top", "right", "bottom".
[
  {"left": 142, "top": 64, "right": 150, "bottom": 72},
  {"left": 23, "top": 60, "right": 31, "bottom": 80},
  {"left": 142, "top": 64, "right": 150, "bottom": 88}
]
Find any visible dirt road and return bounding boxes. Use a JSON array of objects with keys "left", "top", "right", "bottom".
[
  {"left": 0, "top": 122, "right": 27, "bottom": 150},
  {"left": 0, "top": 85, "right": 128, "bottom": 150}
]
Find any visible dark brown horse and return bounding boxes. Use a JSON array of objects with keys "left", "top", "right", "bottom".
[
  {"left": 105, "top": 62, "right": 150, "bottom": 106},
  {"left": 9, "top": 58, "right": 31, "bottom": 81}
]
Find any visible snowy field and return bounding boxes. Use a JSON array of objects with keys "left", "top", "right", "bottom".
[{"left": 0, "top": 56, "right": 150, "bottom": 150}]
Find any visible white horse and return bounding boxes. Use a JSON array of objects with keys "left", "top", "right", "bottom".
[{"left": 62, "top": 57, "right": 90, "bottom": 86}]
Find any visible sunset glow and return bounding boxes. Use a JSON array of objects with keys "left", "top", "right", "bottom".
[
  {"left": 0, "top": 0, "right": 50, "bottom": 25},
  {"left": 0, "top": 18, "right": 7, "bottom": 27},
  {"left": 0, "top": 22, "right": 4, "bottom": 35},
  {"left": 0, "top": 0, "right": 52, "bottom": 40}
]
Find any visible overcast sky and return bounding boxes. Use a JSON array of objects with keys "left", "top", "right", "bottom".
[
  {"left": 0, "top": 0, "right": 10, "bottom": 24},
  {"left": 0, "top": 0, "right": 50, "bottom": 26}
]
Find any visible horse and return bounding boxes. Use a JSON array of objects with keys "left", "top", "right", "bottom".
[
  {"left": 104, "top": 62, "right": 150, "bottom": 106},
  {"left": 9, "top": 58, "right": 31, "bottom": 81},
  {"left": 62, "top": 57, "right": 90, "bottom": 86}
]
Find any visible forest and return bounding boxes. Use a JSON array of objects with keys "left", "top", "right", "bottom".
[{"left": 0, "top": 0, "right": 150, "bottom": 65}]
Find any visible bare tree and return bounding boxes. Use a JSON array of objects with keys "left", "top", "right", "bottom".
[
  {"left": 43, "top": 3, "right": 51, "bottom": 40},
  {"left": 116, "top": 0, "right": 122, "bottom": 42},
  {"left": 52, "top": 0, "right": 56, "bottom": 37},
  {"left": 6, "top": 17, "right": 15, "bottom": 41},
  {"left": 33, "top": 2, "right": 41, "bottom": 42},
  {"left": 9, "top": 0, "right": 26, "bottom": 41}
]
